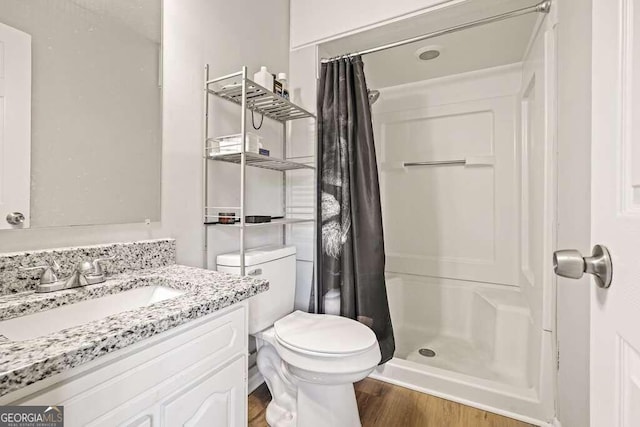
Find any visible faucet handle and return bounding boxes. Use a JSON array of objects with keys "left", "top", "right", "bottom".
[
  {"left": 77, "top": 261, "right": 94, "bottom": 275},
  {"left": 91, "top": 255, "right": 116, "bottom": 275},
  {"left": 20, "top": 261, "right": 60, "bottom": 285}
]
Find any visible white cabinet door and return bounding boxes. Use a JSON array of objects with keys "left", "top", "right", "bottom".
[
  {"left": 591, "top": 0, "right": 640, "bottom": 425},
  {"left": 0, "top": 22, "right": 31, "bottom": 229},
  {"left": 161, "top": 356, "right": 246, "bottom": 427}
]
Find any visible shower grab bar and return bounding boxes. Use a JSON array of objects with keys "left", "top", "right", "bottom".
[
  {"left": 404, "top": 160, "right": 466, "bottom": 167},
  {"left": 382, "top": 156, "right": 494, "bottom": 170}
]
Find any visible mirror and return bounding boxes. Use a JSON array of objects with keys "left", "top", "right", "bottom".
[{"left": 0, "top": 0, "right": 162, "bottom": 228}]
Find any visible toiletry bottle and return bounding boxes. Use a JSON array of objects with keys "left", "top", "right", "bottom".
[
  {"left": 253, "top": 66, "right": 274, "bottom": 91},
  {"left": 273, "top": 75, "right": 283, "bottom": 96},
  {"left": 277, "top": 73, "right": 289, "bottom": 99}
]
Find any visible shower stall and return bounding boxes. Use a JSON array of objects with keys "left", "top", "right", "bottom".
[{"left": 312, "top": 0, "right": 558, "bottom": 424}]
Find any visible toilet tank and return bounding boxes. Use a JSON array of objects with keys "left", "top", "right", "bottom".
[{"left": 217, "top": 245, "right": 296, "bottom": 334}]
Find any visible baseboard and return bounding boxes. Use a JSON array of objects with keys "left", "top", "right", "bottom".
[{"left": 248, "top": 365, "right": 265, "bottom": 394}]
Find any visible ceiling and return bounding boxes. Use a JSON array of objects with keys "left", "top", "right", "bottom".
[
  {"left": 320, "top": 0, "right": 542, "bottom": 88},
  {"left": 68, "top": 0, "right": 161, "bottom": 43}
]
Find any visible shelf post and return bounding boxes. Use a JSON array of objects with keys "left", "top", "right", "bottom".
[
  {"left": 240, "top": 66, "right": 248, "bottom": 276},
  {"left": 282, "top": 122, "right": 287, "bottom": 246},
  {"left": 203, "top": 65, "right": 210, "bottom": 269}
]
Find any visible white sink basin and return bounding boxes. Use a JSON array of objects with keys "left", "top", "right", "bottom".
[{"left": 0, "top": 286, "right": 185, "bottom": 341}]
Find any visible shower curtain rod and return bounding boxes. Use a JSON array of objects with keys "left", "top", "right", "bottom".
[{"left": 320, "top": 0, "right": 552, "bottom": 63}]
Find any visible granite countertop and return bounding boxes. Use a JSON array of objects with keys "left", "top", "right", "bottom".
[{"left": 0, "top": 264, "right": 268, "bottom": 397}]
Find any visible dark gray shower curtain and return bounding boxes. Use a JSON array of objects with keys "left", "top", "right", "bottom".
[{"left": 316, "top": 55, "right": 395, "bottom": 364}]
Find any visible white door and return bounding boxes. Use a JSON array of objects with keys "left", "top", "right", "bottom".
[
  {"left": 591, "top": 0, "right": 640, "bottom": 425},
  {"left": 0, "top": 22, "right": 31, "bottom": 229}
]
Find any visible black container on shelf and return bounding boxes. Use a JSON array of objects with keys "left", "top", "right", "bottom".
[{"left": 245, "top": 215, "right": 271, "bottom": 224}]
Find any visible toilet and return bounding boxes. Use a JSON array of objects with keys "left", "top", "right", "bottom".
[{"left": 217, "top": 245, "right": 381, "bottom": 427}]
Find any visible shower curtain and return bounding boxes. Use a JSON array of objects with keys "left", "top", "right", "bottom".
[{"left": 316, "top": 55, "right": 395, "bottom": 363}]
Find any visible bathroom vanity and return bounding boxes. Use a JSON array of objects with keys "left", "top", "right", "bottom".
[{"left": 0, "top": 239, "right": 267, "bottom": 426}]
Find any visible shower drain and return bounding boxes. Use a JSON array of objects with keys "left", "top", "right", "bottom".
[{"left": 418, "top": 348, "right": 436, "bottom": 357}]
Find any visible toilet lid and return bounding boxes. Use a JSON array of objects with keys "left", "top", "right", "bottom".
[{"left": 274, "top": 311, "right": 378, "bottom": 355}]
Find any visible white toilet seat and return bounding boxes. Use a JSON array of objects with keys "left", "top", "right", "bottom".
[
  {"left": 274, "top": 311, "right": 378, "bottom": 356},
  {"left": 255, "top": 311, "right": 382, "bottom": 379}
]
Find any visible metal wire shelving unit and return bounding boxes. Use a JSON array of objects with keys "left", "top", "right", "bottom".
[
  {"left": 206, "top": 151, "right": 313, "bottom": 171},
  {"left": 203, "top": 65, "right": 316, "bottom": 275}
]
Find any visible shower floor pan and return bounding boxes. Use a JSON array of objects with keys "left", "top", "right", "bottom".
[
  {"left": 402, "top": 333, "right": 527, "bottom": 387},
  {"left": 371, "top": 274, "right": 552, "bottom": 426}
]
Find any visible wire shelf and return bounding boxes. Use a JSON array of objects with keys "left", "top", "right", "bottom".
[
  {"left": 207, "top": 151, "right": 314, "bottom": 171},
  {"left": 207, "top": 79, "right": 315, "bottom": 122},
  {"left": 204, "top": 217, "right": 314, "bottom": 227}
]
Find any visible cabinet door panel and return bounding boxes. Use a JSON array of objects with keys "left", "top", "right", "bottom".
[
  {"left": 121, "top": 414, "right": 154, "bottom": 427},
  {"left": 161, "top": 356, "right": 246, "bottom": 427}
]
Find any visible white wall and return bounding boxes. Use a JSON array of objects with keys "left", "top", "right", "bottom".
[
  {"left": 0, "top": 0, "right": 290, "bottom": 269},
  {"left": 290, "top": 0, "right": 453, "bottom": 49},
  {"left": 555, "top": 0, "right": 592, "bottom": 426}
]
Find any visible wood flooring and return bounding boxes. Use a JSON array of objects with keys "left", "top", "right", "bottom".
[{"left": 248, "top": 378, "right": 536, "bottom": 427}]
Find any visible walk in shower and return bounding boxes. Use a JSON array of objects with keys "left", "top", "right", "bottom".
[{"left": 317, "top": 0, "right": 557, "bottom": 424}]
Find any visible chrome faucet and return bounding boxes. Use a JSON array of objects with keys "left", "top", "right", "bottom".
[{"left": 21, "top": 256, "right": 116, "bottom": 293}]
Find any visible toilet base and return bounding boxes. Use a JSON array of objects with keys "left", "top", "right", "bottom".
[
  {"left": 256, "top": 342, "right": 363, "bottom": 427},
  {"left": 296, "top": 382, "right": 361, "bottom": 427}
]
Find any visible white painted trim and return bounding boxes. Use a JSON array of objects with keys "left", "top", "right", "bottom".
[
  {"left": 518, "top": 13, "right": 558, "bottom": 421},
  {"left": 248, "top": 366, "right": 265, "bottom": 394},
  {"left": 541, "top": 9, "right": 559, "bottom": 334}
]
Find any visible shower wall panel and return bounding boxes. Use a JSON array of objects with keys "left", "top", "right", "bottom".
[{"left": 373, "top": 64, "right": 522, "bottom": 286}]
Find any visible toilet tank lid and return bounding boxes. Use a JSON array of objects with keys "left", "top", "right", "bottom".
[{"left": 216, "top": 245, "right": 296, "bottom": 267}]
